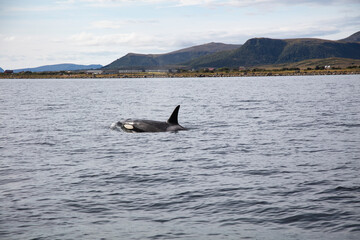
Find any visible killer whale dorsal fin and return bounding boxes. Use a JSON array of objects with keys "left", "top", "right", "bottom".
[{"left": 167, "top": 105, "right": 180, "bottom": 125}]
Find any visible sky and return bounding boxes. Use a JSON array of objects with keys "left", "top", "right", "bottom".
[{"left": 0, "top": 0, "right": 359, "bottom": 69}]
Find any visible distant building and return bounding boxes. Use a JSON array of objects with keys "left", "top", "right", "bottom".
[
  {"left": 118, "top": 70, "right": 144, "bottom": 73},
  {"left": 4, "top": 70, "right": 13, "bottom": 74},
  {"left": 145, "top": 69, "right": 169, "bottom": 73},
  {"left": 324, "top": 65, "right": 331, "bottom": 69},
  {"left": 86, "top": 70, "right": 103, "bottom": 74}
]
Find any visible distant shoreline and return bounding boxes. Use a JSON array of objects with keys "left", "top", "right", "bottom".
[{"left": 1, "top": 68, "right": 359, "bottom": 79}]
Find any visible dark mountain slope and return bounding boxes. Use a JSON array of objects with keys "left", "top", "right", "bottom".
[
  {"left": 232, "top": 38, "right": 287, "bottom": 66},
  {"left": 278, "top": 39, "right": 360, "bottom": 63},
  {"left": 188, "top": 37, "right": 360, "bottom": 68},
  {"left": 186, "top": 38, "right": 285, "bottom": 67},
  {"left": 102, "top": 42, "right": 241, "bottom": 70},
  {"left": 339, "top": 31, "right": 360, "bottom": 42}
]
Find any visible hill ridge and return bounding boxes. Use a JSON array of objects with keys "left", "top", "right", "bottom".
[
  {"left": 14, "top": 63, "right": 102, "bottom": 73},
  {"left": 102, "top": 31, "right": 360, "bottom": 70},
  {"left": 187, "top": 34, "right": 360, "bottom": 68},
  {"left": 339, "top": 31, "right": 360, "bottom": 42},
  {"left": 102, "top": 42, "right": 241, "bottom": 70}
]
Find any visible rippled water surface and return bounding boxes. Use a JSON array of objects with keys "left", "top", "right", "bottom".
[{"left": 1, "top": 75, "right": 360, "bottom": 239}]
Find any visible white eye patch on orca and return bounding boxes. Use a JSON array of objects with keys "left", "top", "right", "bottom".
[{"left": 123, "top": 124, "right": 134, "bottom": 130}]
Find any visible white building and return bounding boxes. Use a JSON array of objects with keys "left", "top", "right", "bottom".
[{"left": 86, "top": 70, "right": 103, "bottom": 74}]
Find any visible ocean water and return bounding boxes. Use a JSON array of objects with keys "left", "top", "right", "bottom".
[{"left": 1, "top": 75, "right": 359, "bottom": 240}]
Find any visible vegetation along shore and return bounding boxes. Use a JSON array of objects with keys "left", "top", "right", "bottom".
[{"left": 1, "top": 66, "right": 359, "bottom": 79}]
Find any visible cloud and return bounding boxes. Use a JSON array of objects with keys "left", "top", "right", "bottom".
[
  {"left": 5, "top": 2, "right": 73, "bottom": 12},
  {"left": 6, "top": 0, "right": 358, "bottom": 13},
  {"left": 91, "top": 20, "right": 126, "bottom": 29},
  {"left": 4, "top": 0, "right": 359, "bottom": 13},
  {"left": 209, "top": 0, "right": 351, "bottom": 7},
  {"left": 79, "top": 0, "right": 360, "bottom": 8},
  {"left": 69, "top": 32, "right": 160, "bottom": 47},
  {"left": 3, "top": 36, "right": 16, "bottom": 42},
  {"left": 91, "top": 19, "right": 158, "bottom": 29}
]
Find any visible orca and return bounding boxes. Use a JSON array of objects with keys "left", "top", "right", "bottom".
[{"left": 111, "top": 105, "right": 186, "bottom": 133}]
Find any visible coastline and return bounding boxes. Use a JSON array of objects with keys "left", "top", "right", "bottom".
[{"left": 1, "top": 68, "right": 359, "bottom": 79}]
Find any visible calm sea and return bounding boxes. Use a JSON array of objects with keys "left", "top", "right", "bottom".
[{"left": 1, "top": 75, "right": 360, "bottom": 240}]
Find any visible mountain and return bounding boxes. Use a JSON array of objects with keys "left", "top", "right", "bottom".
[
  {"left": 0, "top": 67, "right": 3, "bottom": 73},
  {"left": 339, "top": 31, "right": 360, "bottom": 42},
  {"left": 187, "top": 36, "right": 360, "bottom": 68},
  {"left": 102, "top": 42, "right": 241, "bottom": 70},
  {"left": 14, "top": 63, "right": 102, "bottom": 73}
]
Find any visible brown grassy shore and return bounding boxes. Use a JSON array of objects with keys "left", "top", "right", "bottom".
[{"left": 1, "top": 68, "right": 360, "bottom": 79}]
